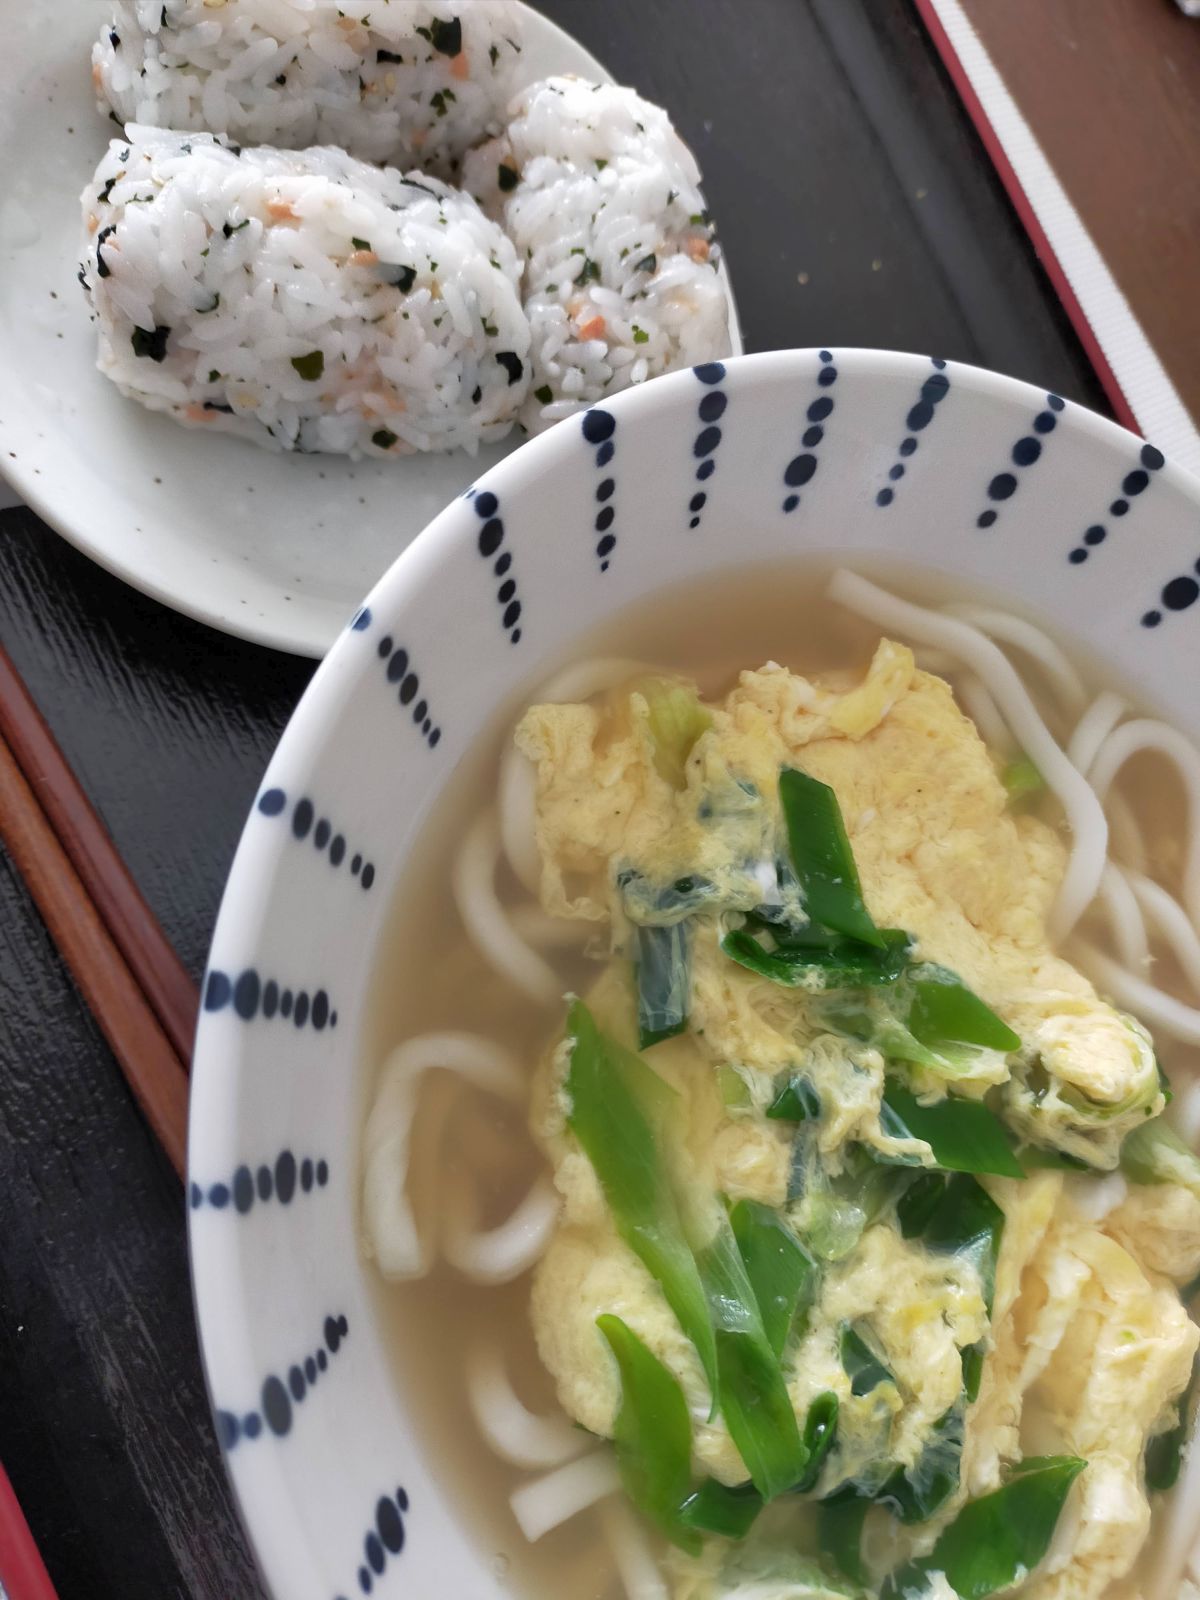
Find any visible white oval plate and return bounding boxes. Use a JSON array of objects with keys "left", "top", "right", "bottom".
[{"left": 0, "top": 1, "right": 741, "bottom": 658}]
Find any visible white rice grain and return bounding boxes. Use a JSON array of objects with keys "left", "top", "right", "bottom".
[
  {"left": 79, "top": 127, "right": 530, "bottom": 457},
  {"left": 464, "top": 78, "right": 731, "bottom": 431},
  {"left": 94, "top": 0, "right": 526, "bottom": 178}
]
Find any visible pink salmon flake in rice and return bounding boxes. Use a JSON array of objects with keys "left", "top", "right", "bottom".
[
  {"left": 93, "top": 0, "right": 526, "bottom": 179},
  {"left": 464, "top": 77, "right": 733, "bottom": 433},
  {"left": 78, "top": 127, "right": 530, "bottom": 458}
]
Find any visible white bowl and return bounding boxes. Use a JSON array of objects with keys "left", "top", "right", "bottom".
[{"left": 189, "top": 347, "right": 1200, "bottom": 1600}]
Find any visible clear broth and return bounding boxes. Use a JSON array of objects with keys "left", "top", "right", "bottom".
[{"left": 362, "top": 559, "right": 1193, "bottom": 1599}]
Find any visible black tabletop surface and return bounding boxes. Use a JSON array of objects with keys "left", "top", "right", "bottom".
[{"left": 0, "top": 2, "right": 1109, "bottom": 1596}]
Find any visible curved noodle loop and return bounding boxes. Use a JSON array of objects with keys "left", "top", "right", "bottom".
[
  {"left": 454, "top": 810, "right": 563, "bottom": 1007},
  {"left": 829, "top": 569, "right": 1109, "bottom": 940},
  {"left": 1068, "top": 690, "right": 1129, "bottom": 776},
  {"left": 499, "top": 749, "right": 541, "bottom": 897},
  {"left": 1089, "top": 718, "right": 1200, "bottom": 929},
  {"left": 1097, "top": 862, "right": 1151, "bottom": 974},
  {"left": 442, "top": 1172, "right": 559, "bottom": 1285},
  {"left": 955, "top": 673, "right": 1013, "bottom": 757},
  {"left": 511, "top": 902, "right": 596, "bottom": 949},
  {"left": 370, "top": 579, "right": 1200, "bottom": 1592},
  {"left": 1068, "top": 694, "right": 1147, "bottom": 870},
  {"left": 1176, "top": 1079, "right": 1200, "bottom": 1149},
  {"left": 466, "top": 1341, "right": 587, "bottom": 1470},
  {"left": 1073, "top": 941, "right": 1200, "bottom": 1048},
  {"left": 943, "top": 601, "right": 1088, "bottom": 718},
  {"left": 1128, "top": 869, "right": 1200, "bottom": 993},
  {"left": 602, "top": 1502, "right": 672, "bottom": 1600},
  {"left": 362, "top": 1032, "right": 525, "bottom": 1279}
]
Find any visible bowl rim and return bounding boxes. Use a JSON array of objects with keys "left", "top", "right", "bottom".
[{"left": 188, "top": 345, "right": 1200, "bottom": 1600}]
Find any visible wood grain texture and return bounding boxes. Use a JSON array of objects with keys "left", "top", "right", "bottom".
[
  {"left": 963, "top": 0, "right": 1200, "bottom": 423},
  {"left": 0, "top": 516, "right": 314, "bottom": 982},
  {"left": 0, "top": 642, "right": 198, "bottom": 1067},
  {"left": 0, "top": 2, "right": 1109, "bottom": 1596},
  {"left": 0, "top": 524, "right": 305, "bottom": 1600},
  {"left": 0, "top": 849, "right": 265, "bottom": 1600},
  {"left": 0, "top": 733, "right": 189, "bottom": 1174}
]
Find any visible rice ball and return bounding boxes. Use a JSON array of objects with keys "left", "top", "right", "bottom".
[
  {"left": 464, "top": 77, "right": 732, "bottom": 433},
  {"left": 93, "top": 1, "right": 527, "bottom": 178},
  {"left": 79, "top": 127, "right": 531, "bottom": 457}
]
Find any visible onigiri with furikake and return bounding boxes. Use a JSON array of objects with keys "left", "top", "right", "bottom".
[
  {"left": 465, "top": 77, "right": 731, "bottom": 431},
  {"left": 93, "top": 0, "right": 527, "bottom": 179},
  {"left": 80, "top": 6, "right": 734, "bottom": 459},
  {"left": 79, "top": 127, "right": 529, "bottom": 457}
]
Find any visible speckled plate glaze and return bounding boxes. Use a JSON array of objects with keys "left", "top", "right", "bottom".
[
  {"left": 190, "top": 348, "right": 1200, "bottom": 1600},
  {"left": 0, "top": 0, "right": 741, "bottom": 658}
]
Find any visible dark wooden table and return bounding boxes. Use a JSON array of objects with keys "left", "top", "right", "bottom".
[{"left": 0, "top": 2, "right": 1108, "bottom": 1596}]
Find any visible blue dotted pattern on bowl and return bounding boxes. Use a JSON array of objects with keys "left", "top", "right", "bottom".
[
  {"left": 581, "top": 408, "right": 618, "bottom": 569},
  {"left": 372, "top": 628, "right": 442, "bottom": 748},
  {"left": 782, "top": 351, "right": 837, "bottom": 513},
  {"left": 190, "top": 1151, "right": 329, "bottom": 1213},
  {"left": 335, "top": 1487, "right": 409, "bottom": 1599},
  {"left": 203, "top": 968, "right": 337, "bottom": 1030},
  {"left": 216, "top": 1313, "right": 349, "bottom": 1452},
  {"left": 465, "top": 488, "right": 523, "bottom": 643},
  {"left": 192, "top": 349, "right": 1200, "bottom": 1600},
  {"left": 257, "top": 787, "right": 376, "bottom": 886},
  {"left": 973, "top": 392, "right": 1064, "bottom": 527},
  {"left": 687, "top": 362, "right": 728, "bottom": 527},
  {"left": 1067, "top": 441, "right": 1166, "bottom": 570},
  {"left": 875, "top": 357, "right": 950, "bottom": 506}
]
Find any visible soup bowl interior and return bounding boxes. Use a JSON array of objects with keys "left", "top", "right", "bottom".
[{"left": 189, "top": 348, "right": 1200, "bottom": 1600}]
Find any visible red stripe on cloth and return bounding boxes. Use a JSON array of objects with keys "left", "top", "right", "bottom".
[
  {"left": 0, "top": 1461, "right": 60, "bottom": 1600},
  {"left": 912, "top": 0, "right": 1141, "bottom": 435}
]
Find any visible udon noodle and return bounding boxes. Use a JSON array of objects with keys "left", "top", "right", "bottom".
[{"left": 363, "top": 569, "right": 1200, "bottom": 1600}]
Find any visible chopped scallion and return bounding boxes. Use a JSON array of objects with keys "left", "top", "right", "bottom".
[
  {"left": 907, "top": 964, "right": 1021, "bottom": 1054},
  {"left": 881, "top": 1083, "right": 1024, "bottom": 1178},
  {"left": 779, "top": 769, "right": 884, "bottom": 948},
  {"left": 290, "top": 350, "right": 325, "bottom": 381},
  {"left": 729, "top": 1199, "right": 817, "bottom": 1356},
  {"left": 566, "top": 1003, "right": 717, "bottom": 1398},
  {"left": 634, "top": 922, "right": 691, "bottom": 1049},
  {"left": 597, "top": 1315, "right": 698, "bottom": 1552}
]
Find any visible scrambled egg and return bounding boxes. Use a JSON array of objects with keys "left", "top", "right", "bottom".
[
  {"left": 516, "top": 644, "right": 1162, "bottom": 1152},
  {"left": 1104, "top": 1182, "right": 1200, "bottom": 1286},
  {"left": 1019, "top": 1217, "right": 1196, "bottom": 1599},
  {"left": 530, "top": 967, "right": 795, "bottom": 1485},
  {"left": 514, "top": 644, "right": 1196, "bottom": 1600}
]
